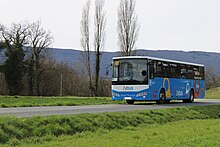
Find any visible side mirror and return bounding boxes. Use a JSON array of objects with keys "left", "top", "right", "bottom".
[
  {"left": 106, "top": 64, "right": 112, "bottom": 77},
  {"left": 106, "top": 69, "right": 109, "bottom": 76},
  {"left": 141, "top": 70, "right": 147, "bottom": 76}
]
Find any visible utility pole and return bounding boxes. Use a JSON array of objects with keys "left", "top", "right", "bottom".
[{"left": 60, "top": 73, "right": 63, "bottom": 96}]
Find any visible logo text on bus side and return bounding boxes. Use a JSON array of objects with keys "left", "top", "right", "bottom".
[{"left": 123, "top": 86, "right": 133, "bottom": 91}]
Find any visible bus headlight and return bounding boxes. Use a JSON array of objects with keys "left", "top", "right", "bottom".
[
  {"left": 112, "top": 92, "right": 120, "bottom": 97},
  {"left": 136, "top": 92, "right": 147, "bottom": 97}
]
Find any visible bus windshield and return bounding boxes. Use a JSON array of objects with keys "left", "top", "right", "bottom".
[{"left": 112, "top": 59, "right": 148, "bottom": 84}]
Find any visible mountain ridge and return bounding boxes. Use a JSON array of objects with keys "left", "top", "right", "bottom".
[
  {"left": 1, "top": 48, "right": 219, "bottom": 75},
  {"left": 48, "top": 48, "right": 220, "bottom": 76}
]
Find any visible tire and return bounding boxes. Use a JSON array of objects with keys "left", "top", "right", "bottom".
[
  {"left": 183, "top": 90, "right": 194, "bottom": 103},
  {"left": 188, "top": 90, "right": 194, "bottom": 103},
  {"left": 156, "top": 90, "right": 166, "bottom": 104},
  {"left": 126, "top": 100, "right": 134, "bottom": 104}
]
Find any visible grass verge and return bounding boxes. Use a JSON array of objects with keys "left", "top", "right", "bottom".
[
  {"left": 0, "top": 105, "right": 219, "bottom": 146},
  {"left": 18, "top": 119, "right": 220, "bottom": 147},
  {"left": 0, "top": 96, "right": 123, "bottom": 108},
  {"left": 206, "top": 87, "right": 220, "bottom": 99}
]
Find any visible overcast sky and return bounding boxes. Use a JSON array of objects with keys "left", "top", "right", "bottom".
[{"left": 0, "top": 0, "right": 220, "bottom": 53}]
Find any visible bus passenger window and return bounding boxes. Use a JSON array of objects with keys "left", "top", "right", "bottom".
[
  {"left": 149, "top": 60, "right": 154, "bottom": 79},
  {"left": 155, "top": 61, "right": 163, "bottom": 77},
  {"left": 169, "top": 63, "right": 178, "bottom": 78},
  {"left": 162, "top": 62, "right": 169, "bottom": 77},
  {"left": 181, "top": 68, "right": 187, "bottom": 78},
  {"left": 187, "top": 65, "right": 194, "bottom": 79}
]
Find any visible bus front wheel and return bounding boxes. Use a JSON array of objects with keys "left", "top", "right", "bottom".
[
  {"left": 156, "top": 90, "right": 166, "bottom": 104},
  {"left": 126, "top": 100, "right": 134, "bottom": 104}
]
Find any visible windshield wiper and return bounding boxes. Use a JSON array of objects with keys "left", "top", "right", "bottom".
[{"left": 123, "top": 79, "right": 139, "bottom": 82}]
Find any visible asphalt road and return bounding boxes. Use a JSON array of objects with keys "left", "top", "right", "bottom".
[{"left": 0, "top": 99, "right": 219, "bottom": 118}]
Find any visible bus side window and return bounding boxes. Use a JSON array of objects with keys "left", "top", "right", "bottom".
[
  {"left": 148, "top": 60, "right": 154, "bottom": 79},
  {"left": 193, "top": 66, "right": 202, "bottom": 80},
  {"left": 169, "top": 63, "right": 178, "bottom": 78},
  {"left": 194, "top": 66, "right": 199, "bottom": 79},
  {"left": 162, "top": 62, "right": 169, "bottom": 77},
  {"left": 155, "top": 61, "right": 163, "bottom": 77},
  {"left": 181, "top": 65, "right": 187, "bottom": 79},
  {"left": 187, "top": 65, "right": 194, "bottom": 79}
]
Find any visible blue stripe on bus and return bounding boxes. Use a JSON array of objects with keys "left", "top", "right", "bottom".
[{"left": 112, "top": 77, "right": 205, "bottom": 101}]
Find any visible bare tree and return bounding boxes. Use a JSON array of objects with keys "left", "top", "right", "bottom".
[
  {"left": 80, "top": 0, "right": 95, "bottom": 96},
  {"left": 94, "top": 0, "right": 106, "bottom": 96},
  {"left": 0, "top": 40, "right": 6, "bottom": 62},
  {"left": 205, "top": 66, "right": 218, "bottom": 89},
  {"left": 118, "top": 0, "right": 139, "bottom": 56},
  {"left": 27, "top": 21, "right": 53, "bottom": 95}
]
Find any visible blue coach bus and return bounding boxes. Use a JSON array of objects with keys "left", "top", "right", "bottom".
[{"left": 112, "top": 56, "right": 205, "bottom": 104}]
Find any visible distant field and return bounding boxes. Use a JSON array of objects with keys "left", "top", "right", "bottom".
[
  {"left": 19, "top": 119, "right": 220, "bottom": 147},
  {"left": 0, "top": 96, "right": 124, "bottom": 108},
  {"left": 0, "top": 87, "right": 219, "bottom": 108},
  {"left": 206, "top": 87, "right": 220, "bottom": 99}
]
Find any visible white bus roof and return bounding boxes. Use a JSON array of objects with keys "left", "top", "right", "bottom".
[{"left": 112, "top": 56, "right": 204, "bottom": 67}]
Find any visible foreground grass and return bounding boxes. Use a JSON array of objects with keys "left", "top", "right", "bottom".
[
  {"left": 206, "top": 87, "right": 220, "bottom": 99},
  {"left": 19, "top": 119, "right": 220, "bottom": 147},
  {"left": 0, "top": 96, "right": 123, "bottom": 108},
  {"left": 0, "top": 105, "right": 219, "bottom": 146}
]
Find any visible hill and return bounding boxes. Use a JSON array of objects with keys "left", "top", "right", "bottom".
[
  {"left": 1, "top": 48, "right": 220, "bottom": 76},
  {"left": 49, "top": 48, "right": 220, "bottom": 76}
]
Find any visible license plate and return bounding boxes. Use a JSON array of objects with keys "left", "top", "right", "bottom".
[{"left": 124, "top": 97, "right": 132, "bottom": 100}]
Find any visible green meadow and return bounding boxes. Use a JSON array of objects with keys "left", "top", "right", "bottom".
[
  {"left": 0, "top": 96, "right": 124, "bottom": 108},
  {"left": 0, "top": 87, "right": 219, "bottom": 108},
  {"left": 206, "top": 87, "right": 220, "bottom": 99}
]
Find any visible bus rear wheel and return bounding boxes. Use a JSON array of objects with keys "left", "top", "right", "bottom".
[
  {"left": 183, "top": 90, "right": 194, "bottom": 103},
  {"left": 126, "top": 100, "right": 134, "bottom": 104}
]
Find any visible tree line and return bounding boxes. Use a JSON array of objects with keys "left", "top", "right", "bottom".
[
  {"left": 0, "top": 20, "right": 111, "bottom": 96},
  {"left": 205, "top": 66, "right": 220, "bottom": 90},
  {"left": 0, "top": 0, "right": 139, "bottom": 96},
  {"left": 0, "top": 21, "right": 54, "bottom": 96}
]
